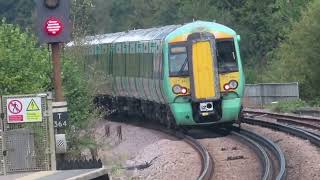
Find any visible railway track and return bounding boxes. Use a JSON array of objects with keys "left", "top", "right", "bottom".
[
  {"left": 182, "top": 134, "right": 214, "bottom": 180},
  {"left": 243, "top": 109, "right": 320, "bottom": 130},
  {"left": 142, "top": 121, "right": 288, "bottom": 180},
  {"left": 110, "top": 113, "right": 291, "bottom": 180},
  {"left": 187, "top": 127, "right": 286, "bottom": 180},
  {"left": 231, "top": 128, "right": 286, "bottom": 180},
  {"left": 242, "top": 115, "right": 320, "bottom": 147}
]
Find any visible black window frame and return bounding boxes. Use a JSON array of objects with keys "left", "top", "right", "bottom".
[
  {"left": 168, "top": 42, "right": 189, "bottom": 77},
  {"left": 216, "top": 38, "right": 239, "bottom": 74}
]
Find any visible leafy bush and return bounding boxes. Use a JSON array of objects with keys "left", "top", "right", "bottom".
[
  {"left": 0, "top": 19, "right": 51, "bottom": 94},
  {"left": 64, "top": 50, "right": 105, "bottom": 156},
  {"left": 0, "top": 20, "right": 100, "bottom": 157}
]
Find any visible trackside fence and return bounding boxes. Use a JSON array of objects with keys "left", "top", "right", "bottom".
[
  {"left": 243, "top": 82, "right": 299, "bottom": 108},
  {"left": 0, "top": 93, "right": 55, "bottom": 175}
]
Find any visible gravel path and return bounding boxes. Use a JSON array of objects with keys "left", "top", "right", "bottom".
[{"left": 243, "top": 123, "right": 320, "bottom": 180}]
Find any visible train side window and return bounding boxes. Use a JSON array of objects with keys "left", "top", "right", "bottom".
[
  {"left": 147, "top": 53, "right": 154, "bottom": 78},
  {"left": 216, "top": 39, "right": 239, "bottom": 73}
]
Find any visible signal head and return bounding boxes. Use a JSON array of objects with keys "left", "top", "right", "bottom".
[{"left": 44, "top": 0, "right": 60, "bottom": 9}]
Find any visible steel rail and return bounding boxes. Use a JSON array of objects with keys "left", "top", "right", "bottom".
[
  {"left": 285, "top": 124, "right": 320, "bottom": 139},
  {"left": 232, "top": 129, "right": 286, "bottom": 180},
  {"left": 243, "top": 109, "right": 320, "bottom": 123},
  {"left": 276, "top": 117, "right": 320, "bottom": 131},
  {"left": 183, "top": 134, "right": 214, "bottom": 180},
  {"left": 231, "top": 131, "right": 272, "bottom": 180},
  {"left": 243, "top": 117, "right": 320, "bottom": 147}
]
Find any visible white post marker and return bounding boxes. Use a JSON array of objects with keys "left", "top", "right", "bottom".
[{"left": 52, "top": 101, "right": 68, "bottom": 129}]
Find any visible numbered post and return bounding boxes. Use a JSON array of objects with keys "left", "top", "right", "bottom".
[{"left": 52, "top": 101, "right": 68, "bottom": 129}]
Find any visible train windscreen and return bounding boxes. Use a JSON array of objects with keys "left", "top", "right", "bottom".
[
  {"left": 216, "top": 39, "right": 238, "bottom": 73},
  {"left": 169, "top": 45, "right": 189, "bottom": 76}
]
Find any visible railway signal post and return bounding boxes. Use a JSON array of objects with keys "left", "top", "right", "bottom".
[
  {"left": 36, "top": 0, "right": 71, "bottom": 102},
  {"left": 35, "top": 0, "right": 71, "bottom": 162}
]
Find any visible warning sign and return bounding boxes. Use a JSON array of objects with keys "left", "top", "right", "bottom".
[
  {"left": 7, "top": 97, "right": 42, "bottom": 123},
  {"left": 8, "top": 100, "right": 23, "bottom": 114},
  {"left": 27, "top": 99, "right": 40, "bottom": 111}
]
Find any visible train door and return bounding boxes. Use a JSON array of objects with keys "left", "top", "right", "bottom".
[{"left": 187, "top": 32, "right": 220, "bottom": 101}]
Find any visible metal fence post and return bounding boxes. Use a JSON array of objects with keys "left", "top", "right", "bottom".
[
  {"left": 47, "top": 93, "right": 56, "bottom": 171},
  {"left": 296, "top": 82, "right": 300, "bottom": 99},
  {"left": 0, "top": 96, "right": 6, "bottom": 175}
]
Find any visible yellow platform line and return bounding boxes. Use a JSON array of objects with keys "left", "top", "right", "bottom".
[{"left": 16, "top": 171, "right": 56, "bottom": 180}]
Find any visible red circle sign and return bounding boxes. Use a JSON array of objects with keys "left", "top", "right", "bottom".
[
  {"left": 8, "top": 100, "right": 23, "bottom": 114},
  {"left": 45, "top": 17, "right": 63, "bottom": 36}
]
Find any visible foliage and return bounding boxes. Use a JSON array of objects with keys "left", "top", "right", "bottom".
[
  {"left": 0, "top": 0, "right": 35, "bottom": 29},
  {"left": 0, "top": 20, "right": 51, "bottom": 95},
  {"left": 62, "top": 49, "right": 105, "bottom": 157},
  {"left": 0, "top": 19, "right": 100, "bottom": 156},
  {"left": 177, "top": 0, "right": 234, "bottom": 25},
  {"left": 71, "top": 0, "right": 95, "bottom": 36},
  {"left": 265, "top": 0, "right": 320, "bottom": 100},
  {"left": 265, "top": 99, "right": 307, "bottom": 113}
]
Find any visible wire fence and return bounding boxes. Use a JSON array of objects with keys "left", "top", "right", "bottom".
[{"left": 0, "top": 94, "right": 52, "bottom": 175}]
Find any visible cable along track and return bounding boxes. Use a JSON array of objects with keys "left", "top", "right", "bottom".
[{"left": 231, "top": 129, "right": 286, "bottom": 180}]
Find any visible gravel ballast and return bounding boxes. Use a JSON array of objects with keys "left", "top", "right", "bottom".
[
  {"left": 92, "top": 119, "right": 320, "bottom": 180},
  {"left": 200, "top": 136, "right": 262, "bottom": 180},
  {"left": 93, "top": 120, "right": 200, "bottom": 179}
]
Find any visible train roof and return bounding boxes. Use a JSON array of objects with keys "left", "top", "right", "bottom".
[{"left": 67, "top": 21, "right": 235, "bottom": 46}]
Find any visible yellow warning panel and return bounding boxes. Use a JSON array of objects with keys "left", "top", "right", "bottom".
[
  {"left": 192, "top": 41, "right": 216, "bottom": 99},
  {"left": 27, "top": 99, "right": 40, "bottom": 111}
]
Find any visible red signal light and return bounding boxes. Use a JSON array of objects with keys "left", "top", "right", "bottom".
[{"left": 45, "top": 17, "right": 63, "bottom": 36}]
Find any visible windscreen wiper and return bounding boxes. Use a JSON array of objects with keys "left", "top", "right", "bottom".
[{"left": 178, "top": 57, "right": 188, "bottom": 74}]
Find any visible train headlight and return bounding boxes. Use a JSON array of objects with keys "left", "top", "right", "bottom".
[
  {"left": 224, "top": 80, "right": 238, "bottom": 91},
  {"left": 172, "top": 85, "right": 182, "bottom": 94},
  {"left": 172, "top": 85, "right": 188, "bottom": 94},
  {"left": 229, "top": 80, "right": 238, "bottom": 89}
]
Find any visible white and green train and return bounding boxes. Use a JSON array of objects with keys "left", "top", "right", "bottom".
[{"left": 69, "top": 21, "right": 245, "bottom": 128}]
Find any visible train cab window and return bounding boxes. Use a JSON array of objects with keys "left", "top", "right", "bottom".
[
  {"left": 169, "top": 45, "right": 189, "bottom": 76},
  {"left": 216, "top": 39, "right": 238, "bottom": 73}
]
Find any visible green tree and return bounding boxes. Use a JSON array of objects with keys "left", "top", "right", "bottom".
[
  {"left": 71, "top": 0, "right": 95, "bottom": 36},
  {"left": 0, "top": 20, "right": 50, "bottom": 95},
  {"left": 91, "top": 0, "right": 113, "bottom": 33},
  {"left": 0, "top": 0, "right": 34, "bottom": 29},
  {"left": 0, "top": 20, "right": 99, "bottom": 155},
  {"left": 177, "top": 0, "right": 234, "bottom": 25},
  {"left": 265, "top": 0, "right": 320, "bottom": 100}
]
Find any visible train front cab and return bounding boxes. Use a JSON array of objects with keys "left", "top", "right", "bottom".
[{"left": 165, "top": 23, "right": 244, "bottom": 126}]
